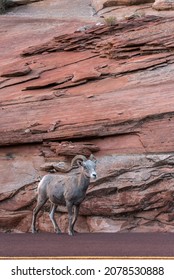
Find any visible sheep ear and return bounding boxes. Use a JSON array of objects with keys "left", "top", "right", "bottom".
[{"left": 89, "top": 154, "right": 97, "bottom": 163}]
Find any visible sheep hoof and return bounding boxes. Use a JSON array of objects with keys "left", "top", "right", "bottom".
[{"left": 32, "top": 229, "right": 38, "bottom": 234}]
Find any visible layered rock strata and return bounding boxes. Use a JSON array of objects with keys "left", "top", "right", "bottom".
[{"left": 1, "top": 15, "right": 174, "bottom": 233}]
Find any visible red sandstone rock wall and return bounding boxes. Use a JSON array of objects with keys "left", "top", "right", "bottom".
[{"left": 1, "top": 14, "right": 174, "bottom": 233}]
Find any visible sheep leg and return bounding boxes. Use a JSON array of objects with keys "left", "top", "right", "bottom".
[
  {"left": 71, "top": 205, "right": 80, "bottom": 232},
  {"left": 66, "top": 202, "right": 74, "bottom": 236},
  {"left": 49, "top": 203, "right": 61, "bottom": 234},
  {"left": 31, "top": 198, "right": 47, "bottom": 233}
]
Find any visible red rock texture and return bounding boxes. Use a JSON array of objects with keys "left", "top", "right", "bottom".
[
  {"left": 153, "top": 0, "right": 174, "bottom": 10},
  {"left": 91, "top": 0, "right": 154, "bottom": 12},
  {"left": 1, "top": 13, "right": 174, "bottom": 233},
  {"left": 1, "top": 16, "right": 174, "bottom": 153}
]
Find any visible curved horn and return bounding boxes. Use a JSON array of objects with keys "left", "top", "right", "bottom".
[
  {"left": 47, "top": 155, "right": 87, "bottom": 173},
  {"left": 71, "top": 154, "right": 87, "bottom": 168}
]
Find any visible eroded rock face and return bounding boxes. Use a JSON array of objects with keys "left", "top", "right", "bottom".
[
  {"left": 153, "top": 0, "right": 174, "bottom": 10},
  {"left": 91, "top": 0, "right": 154, "bottom": 12},
  {"left": 1, "top": 16, "right": 174, "bottom": 153},
  {"left": 1, "top": 152, "right": 174, "bottom": 233},
  {"left": 1, "top": 15, "right": 174, "bottom": 233},
  {"left": 6, "top": 0, "right": 44, "bottom": 8}
]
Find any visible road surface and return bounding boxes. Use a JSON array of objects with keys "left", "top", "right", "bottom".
[{"left": 0, "top": 233, "right": 174, "bottom": 258}]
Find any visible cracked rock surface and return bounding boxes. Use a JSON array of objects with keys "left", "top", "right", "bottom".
[{"left": 1, "top": 2, "right": 174, "bottom": 233}]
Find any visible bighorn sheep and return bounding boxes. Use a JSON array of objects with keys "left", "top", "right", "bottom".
[{"left": 31, "top": 154, "right": 97, "bottom": 235}]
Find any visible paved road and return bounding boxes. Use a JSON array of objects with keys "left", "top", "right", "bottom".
[{"left": 0, "top": 233, "right": 174, "bottom": 257}]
